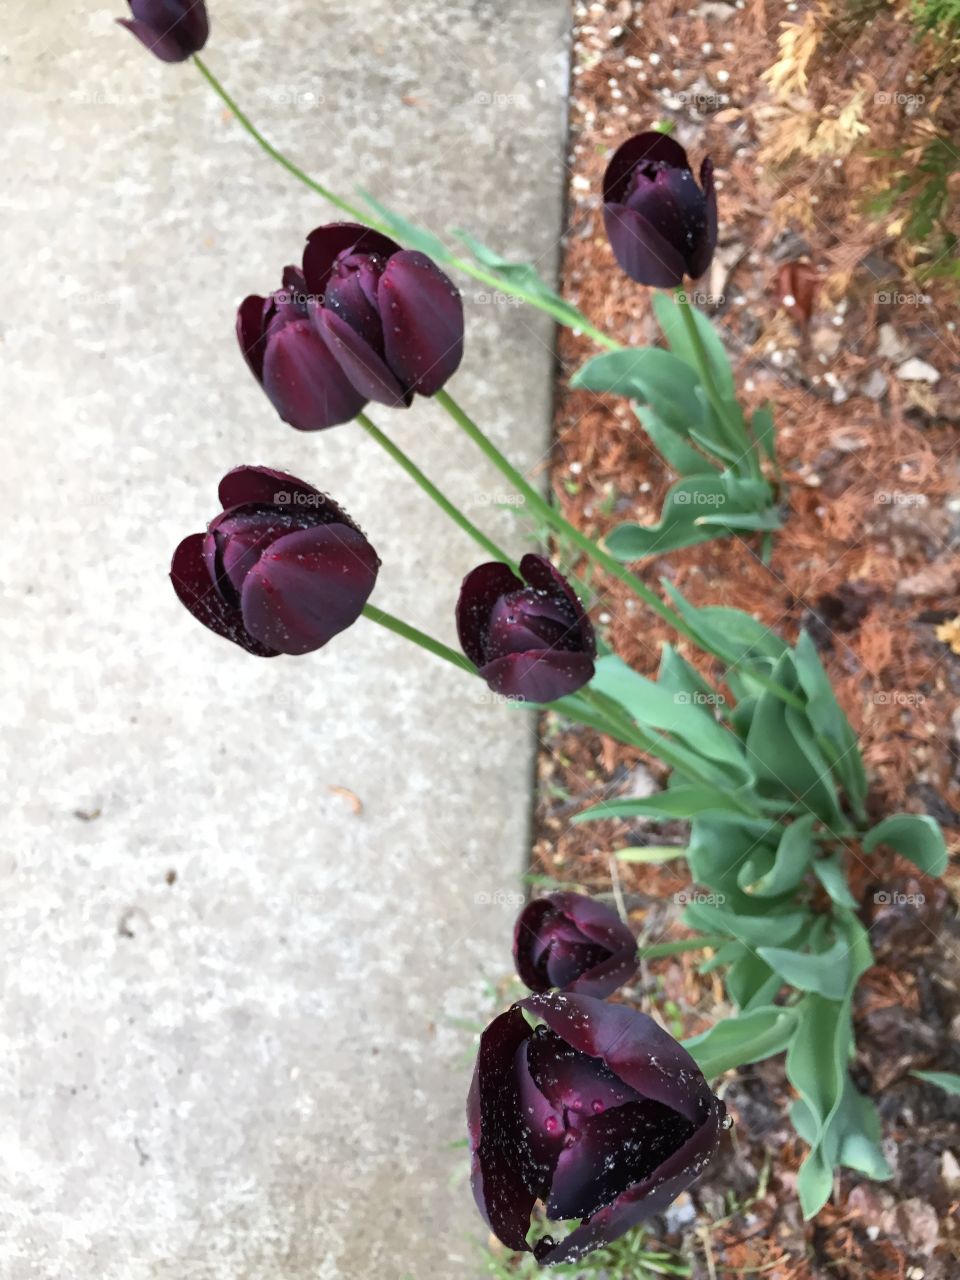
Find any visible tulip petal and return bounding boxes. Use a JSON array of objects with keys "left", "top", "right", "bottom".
[
  {"left": 534, "top": 1094, "right": 724, "bottom": 1265},
  {"left": 116, "top": 17, "right": 191, "bottom": 62},
  {"left": 602, "top": 202, "right": 687, "bottom": 288},
  {"left": 455, "top": 561, "right": 524, "bottom": 668},
  {"left": 526, "top": 1028, "right": 642, "bottom": 1118},
  {"left": 514, "top": 898, "right": 559, "bottom": 992},
  {"left": 467, "top": 1005, "right": 539, "bottom": 1254},
  {"left": 170, "top": 533, "right": 279, "bottom": 657},
  {"left": 480, "top": 650, "right": 595, "bottom": 704},
  {"left": 565, "top": 945, "right": 639, "bottom": 999},
  {"left": 302, "top": 223, "right": 401, "bottom": 295},
  {"left": 520, "top": 993, "right": 712, "bottom": 1125},
  {"left": 261, "top": 317, "right": 368, "bottom": 430},
  {"left": 379, "top": 250, "right": 464, "bottom": 396},
  {"left": 688, "top": 158, "right": 718, "bottom": 279},
  {"left": 519, "top": 555, "right": 596, "bottom": 657},
  {"left": 315, "top": 309, "right": 412, "bottom": 407},
  {"left": 217, "top": 466, "right": 325, "bottom": 515},
  {"left": 239, "top": 524, "right": 379, "bottom": 656},
  {"left": 546, "top": 1097, "right": 696, "bottom": 1221},
  {"left": 514, "top": 1040, "right": 566, "bottom": 1199},
  {"left": 236, "top": 294, "right": 268, "bottom": 384},
  {"left": 602, "top": 132, "right": 692, "bottom": 204}
]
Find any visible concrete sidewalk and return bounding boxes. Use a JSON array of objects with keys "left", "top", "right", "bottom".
[{"left": 1, "top": 3, "right": 570, "bottom": 1277}]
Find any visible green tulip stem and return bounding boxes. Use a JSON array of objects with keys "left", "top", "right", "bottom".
[
  {"left": 191, "top": 56, "right": 617, "bottom": 350},
  {"left": 433, "top": 389, "right": 702, "bottom": 645},
  {"left": 361, "top": 605, "right": 476, "bottom": 674},
  {"left": 193, "top": 55, "right": 371, "bottom": 225},
  {"left": 356, "top": 413, "right": 518, "bottom": 571}
]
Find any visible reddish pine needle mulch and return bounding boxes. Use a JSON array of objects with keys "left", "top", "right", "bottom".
[{"left": 529, "top": 2, "right": 960, "bottom": 1276}]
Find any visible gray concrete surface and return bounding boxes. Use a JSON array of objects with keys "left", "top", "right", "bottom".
[{"left": 1, "top": 3, "right": 570, "bottom": 1276}]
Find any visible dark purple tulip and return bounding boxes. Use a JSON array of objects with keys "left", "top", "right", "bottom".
[
  {"left": 117, "top": 0, "right": 209, "bottom": 63},
  {"left": 170, "top": 465, "right": 379, "bottom": 657},
  {"left": 468, "top": 993, "right": 726, "bottom": 1266},
  {"left": 456, "top": 554, "right": 596, "bottom": 703},
  {"left": 603, "top": 132, "right": 717, "bottom": 288},
  {"left": 237, "top": 267, "right": 369, "bottom": 432},
  {"left": 302, "top": 223, "right": 464, "bottom": 408},
  {"left": 514, "top": 893, "right": 638, "bottom": 998}
]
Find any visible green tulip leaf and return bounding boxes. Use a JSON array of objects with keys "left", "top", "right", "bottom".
[
  {"left": 862, "top": 813, "right": 948, "bottom": 876},
  {"left": 590, "top": 655, "right": 751, "bottom": 783},
  {"left": 911, "top": 1069, "right": 960, "bottom": 1096},
  {"left": 812, "top": 854, "right": 859, "bottom": 909},
  {"left": 634, "top": 404, "right": 716, "bottom": 476},
  {"left": 757, "top": 936, "right": 852, "bottom": 1001},
  {"left": 448, "top": 227, "right": 591, "bottom": 330},
  {"left": 571, "top": 347, "right": 705, "bottom": 434},
  {"left": 683, "top": 1006, "right": 798, "bottom": 1078}
]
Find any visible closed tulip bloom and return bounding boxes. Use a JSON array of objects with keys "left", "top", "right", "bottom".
[
  {"left": 302, "top": 223, "right": 464, "bottom": 407},
  {"left": 603, "top": 132, "right": 717, "bottom": 288},
  {"left": 468, "top": 993, "right": 726, "bottom": 1266},
  {"left": 117, "top": 0, "right": 209, "bottom": 62},
  {"left": 456, "top": 554, "right": 596, "bottom": 703},
  {"left": 237, "top": 267, "right": 369, "bottom": 432},
  {"left": 514, "top": 893, "right": 638, "bottom": 998},
  {"left": 170, "top": 466, "right": 379, "bottom": 656}
]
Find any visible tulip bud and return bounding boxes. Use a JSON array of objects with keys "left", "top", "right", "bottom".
[
  {"left": 302, "top": 223, "right": 464, "bottom": 407},
  {"left": 456, "top": 555, "right": 596, "bottom": 703},
  {"left": 603, "top": 132, "right": 717, "bottom": 288},
  {"left": 117, "top": 0, "right": 209, "bottom": 63},
  {"left": 237, "top": 268, "right": 369, "bottom": 432},
  {"left": 468, "top": 994, "right": 726, "bottom": 1265},
  {"left": 514, "top": 893, "right": 638, "bottom": 998},
  {"left": 170, "top": 466, "right": 379, "bottom": 656}
]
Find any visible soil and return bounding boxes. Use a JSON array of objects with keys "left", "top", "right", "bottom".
[{"left": 530, "top": 1, "right": 960, "bottom": 1275}]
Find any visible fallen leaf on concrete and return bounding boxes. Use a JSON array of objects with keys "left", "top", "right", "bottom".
[{"left": 328, "top": 785, "right": 363, "bottom": 815}]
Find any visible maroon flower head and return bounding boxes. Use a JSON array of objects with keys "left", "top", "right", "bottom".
[
  {"left": 117, "top": 0, "right": 209, "bottom": 63},
  {"left": 514, "top": 893, "right": 638, "bottom": 998},
  {"left": 237, "top": 267, "right": 369, "bottom": 432},
  {"left": 170, "top": 466, "right": 379, "bottom": 657},
  {"left": 468, "top": 994, "right": 726, "bottom": 1266},
  {"left": 603, "top": 132, "right": 717, "bottom": 288},
  {"left": 456, "top": 554, "right": 596, "bottom": 703},
  {"left": 302, "top": 223, "right": 464, "bottom": 408}
]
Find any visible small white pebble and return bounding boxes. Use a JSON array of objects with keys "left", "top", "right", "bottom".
[
  {"left": 716, "top": 69, "right": 730, "bottom": 83},
  {"left": 649, "top": 52, "right": 661, "bottom": 65}
]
